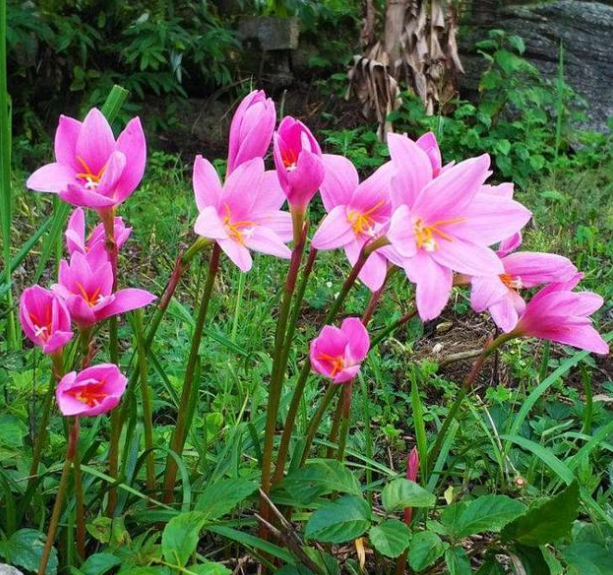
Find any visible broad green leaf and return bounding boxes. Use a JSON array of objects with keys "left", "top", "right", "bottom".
[
  {"left": 194, "top": 478, "right": 257, "bottom": 520},
  {"left": 189, "top": 563, "right": 232, "bottom": 575},
  {"left": 501, "top": 482, "right": 579, "bottom": 546},
  {"left": 408, "top": 531, "right": 447, "bottom": 572},
  {"left": 280, "top": 459, "right": 361, "bottom": 504},
  {"left": 0, "top": 414, "right": 27, "bottom": 448},
  {"left": 0, "top": 529, "right": 58, "bottom": 574},
  {"left": 563, "top": 542, "right": 613, "bottom": 575},
  {"left": 80, "top": 553, "right": 122, "bottom": 575},
  {"left": 381, "top": 478, "right": 435, "bottom": 512},
  {"left": 369, "top": 519, "right": 411, "bottom": 558},
  {"left": 511, "top": 545, "right": 551, "bottom": 575},
  {"left": 304, "top": 495, "right": 371, "bottom": 544},
  {"left": 162, "top": 511, "right": 207, "bottom": 567},
  {"left": 442, "top": 495, "right": 526, "bottom": 539},
  {"left": 445, "top": 546, "right": 471, "bottom": 575}
]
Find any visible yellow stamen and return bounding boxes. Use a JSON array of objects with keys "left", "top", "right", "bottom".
[
  {"left": 347, "top": 200, "right": 386, "bottom": 235},
  {"left": 500, "top": 273, "right": 522, "bottom": 290},
  {"left": 67, "top": 378, "right": 108, "bottom": 407},
  {"left": 75, "top": 156, "right": 105, "bottom": 186},
  {"left": 317, "top": 352, "right": 345, "bottom": 377},
  {"left": 222, "top": 204, "right": 256, "bottom": 245},
  {"left": 414, "top": 216, "right": 466, "bottom": 252},
  {"left": 75, "top": 282, "right": 102, "bottom": 307}
]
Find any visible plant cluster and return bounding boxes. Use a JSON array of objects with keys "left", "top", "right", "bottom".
[{"left": 2, "top": 83, "right": 611, "bottom": 575}]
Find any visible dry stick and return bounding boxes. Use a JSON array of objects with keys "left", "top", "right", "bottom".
[
  {"left": 162, "top": 245, "right": 221, "bottom": 503},
  {"left": 37, "top": 417, "right": 80, "bottom": 575}
]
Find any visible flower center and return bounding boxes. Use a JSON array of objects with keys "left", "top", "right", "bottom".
[
  {"left": 414, "top": 217, "right": 465, "bottom": 252},
  {"left": 222, "top": 204, "right": 256, "bottom": 245},
  {"left": 29, "top": 305, "right": 52, "bottom": 342},
  {"left": 281, "top": 148, "right": 298, "bottom": 171},
  {"left": 500, "top": 273, "right": 523, "bottom": 290},
  {"left": 67, "top": 379, "right": 108, "bottom": 407},
  {"left": 75, "top": 282, "right": 103, "bottom": 307},
  {"left": 317, "top": 352, "right": 345, "bottom": 376},
  {"left": 347, "top": 200, "right": 386, "bottom": 236},
  {"left": 76, "top": 156, "right": 105, "bottom": 190}
]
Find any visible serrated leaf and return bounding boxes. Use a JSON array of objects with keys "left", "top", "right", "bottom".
[
  {"left": 445, "top": 547, "right": 471, "bottom": 575},
  {"left": 408, "top": 531, "right": 447, "bottom": 572},
  {"left": 162, "top": 511, "right": 207, "bottom": 567},
  {"left": 443, "top": 495, "right": 526, "bottom": 539},
  {"left": 563, "top": 542, "right": 613, "bottom": 575},
  {"left": 0, "top": 529, "right": 58, "bottom": 574},
  {"left": 194, "top": 478, "right": 257, "bottom": 520},
  {"left": 501, "top": 482, "right": 579, "bottom": 546},
  {"left": 369, "top": 519, "right": 411, "bottom": 558},
  {"left": 304, "top": 495, "right": 371, "bottom": 544},
  {"left": 381, "top": 478, "right": 435, "bottom": 512}
]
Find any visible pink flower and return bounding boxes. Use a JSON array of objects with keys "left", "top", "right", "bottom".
[
  {"left": 193, "top": 156, "right": 292, "bottom": 272},
  {"left": 273, "top": 117, "right": 325, "bottom": 212},
  {"left": 312, "top": 154, "right": 395, "bottom": 291},
  {"left": 513, "top": 275, "right": 609, "bottom": 355},
  {"left": 416, "top": 132, "right": 442, "bottom": 176},
  {"left": 56, "top": 364, "right": 127, "bottom": 417},
  {"left": 404, "top": 447, "right": 420, "bottom": 525},
  {"left": 52, "top": 251, "right": 156, "bottom": 327},
  {"left": 19, "top": 286, "right": 73, "bottom": 355},
  {"left": 386, "top": 133, "right": 532, "bottom": 321},
  {"left": 470, "top": 235, "right": 577, "bottom": 332},
  {"left": 228, "top": 90, "right": 276, "bottom": 175},
  {"left": 27, "top": 108, "right": 146, "bottom": 210},
  {"left": 310, "top": 318, "right": 370, "bottom": 384},
  {"left": 65, "top": 207, "right": 132, "bottom": 256}
]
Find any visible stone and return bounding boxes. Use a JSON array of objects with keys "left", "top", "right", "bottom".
[
  {"left": 460, "top": 1, "right": 613, "bottom": 132},
  {"left": 0, "top": 565, "right": 24, "bottom": 575},
  {"left": 237, "top": 17, "right": 300, "bottom": 51}
]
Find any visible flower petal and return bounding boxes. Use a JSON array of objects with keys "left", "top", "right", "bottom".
[
  {"left": 96, "top": 288, "right": 156, "bottom": 321},
  {"left": 502, "top": 252, "right": 577, "bottom": 287},
  {"left": 75, "top": 108, "right": 115, "bottom": 174},
  {"left": 55, "top": 115, "right": 82, "bottom": 171},
  {"left": 243, "top": 226, "right": 292, "bottom": 259},
  {"left": 431, "top": 239, "right": 503, "bottom": 276},
  {"left": 193, "top": 155, "right": 223, "bottom": 211},
  {"left": 320, "top": 154, "right": 359, "bottom": 212},
  {"left": 312, "top": 205, "right": 354, "bottom": 251},
  {"left": 27, "top": 163, "right": 76, "bottom": 194},
  {"left": 114, "top": 117, "right": 146, "bottom": 202},
  {"left": 194, "top": 206, "right": 228, "bottom": 240},
  {"left": 218, "top": 238, "right": 253, "bottom": 272},
  {"left": 341, "top": 317, "right": 370, "bottom": 363},
  {"left": 388, "top": 133, "right": 433, "bottom": 208},
  {"left": 471, "top": 275, "right": 508, "bottom": 312}
]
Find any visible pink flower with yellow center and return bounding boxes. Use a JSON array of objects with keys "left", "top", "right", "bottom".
[
  {"left": 65, "top": 207, "right": 132, "bottom": 257},
  {"left": 310, "top": 318, "right": 370, "bottom": 384},
  {"left": 56, "top": 364, "right": 127, "bottom": 417},
  {"left": 312, "top": 154, "right": 395, "bottom": 291}
]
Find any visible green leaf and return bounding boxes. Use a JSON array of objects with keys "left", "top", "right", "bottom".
[
  {"left": 189, "top": 563, "right": 232, "bottom": 575},
  {"left": 381, "top": 478, "right": 435, "bottom": 512},
  {"left": 194, "top": 478, "right": 257, "bottom": 520},
  {"left": 511, "top": 545, "right": 551, "bottom": 575},
  {"left": 445, "top": 546, "right": 471, "bottom": 575},
  {"left": 80, "top": 553, "right": 122, "bottom": 575},
  {"left": 161, "top": 511, "right": 207, "bottom": 567},
  {"left": 280, "top": 459, "right": 361, "bottom": 504},
  {"left": 0, "top": 414, "right": 27, "bottom": 448},
  {"left": 304, "top": 495, "right": 371, "bottom": 544},
  {"left": 408, "top": 531, "right": 447, "bottom": 572},
  {"left": 501, "top": 482, "right": 579, "bottom": 546},
  {"left": 563, "top": 542, "right": 613, "bottom": 575},
  {"left": 442, "top": 495, "right": 526, "bottom": 539},
  {"left": 0, "top": 529, "right": 58, "bottom": 574},
  {"left": 369, "top": 519, "right": 411, "bottom": 558}
]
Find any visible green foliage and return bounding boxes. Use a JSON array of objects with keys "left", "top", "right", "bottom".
[{"left": 381, "top": 478, "right": 436, "bottom": 512}]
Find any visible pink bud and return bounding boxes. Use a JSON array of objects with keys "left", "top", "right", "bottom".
[
  {"left": 404, "top": 447, "right": 420, "bottom": 525},
  {"left": 56, "top": 363, "right": 127, "bottom": 417},
  {"left": 66, "top": 207, "right": 132, "bottom": 256},
  {"left": 227, "top": 90, "right": 276, "bottom": 175}
]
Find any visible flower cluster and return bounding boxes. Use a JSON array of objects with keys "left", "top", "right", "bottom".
[{"left": 22, "top": 110, "right": 156, "bottom": 417}]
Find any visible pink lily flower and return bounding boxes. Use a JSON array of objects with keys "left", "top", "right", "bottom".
[
  {"left": 52, "top": 251, "right": 156, "bottom": 327},
  {"left": 470, "top": 234, "right": 577, "bottom": 332},
  {"left": 273, "top": 117, "right": 325, "bottom": 212},
  {"left": 19, "top": 286, "right": 73, "bottom": 355},
  {"left": 415, "top": 132, "right": 442, "bottom": 176},
  {"left": 310, "top": 318, "right": 370, "bottom": 384},
  {"left": 312, "top": 154, "right": 395, "bottom": 291},
  {"left": 27, "top": 108, "right": 146, "bottom": 210},
  {"left": 386, "top": 133, "right": 532, "bottom": 321},
  {"left": 513, "top": 274, "right": 609, "bottom": 355},
  {"left": 56, "top": 363, "right": 127, "bottom": 417},
  {"left": 65, "top": 207, "right": 132, "bottom": 256},
  {"left": 193, "top": 156, "right": 292, "bottom": 272},
  {"left": 227, "top": 90, "right": 276, "bottom": 175}
]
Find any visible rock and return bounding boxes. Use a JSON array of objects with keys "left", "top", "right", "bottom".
[
  {"left": 0, "top": 565, "right": 24, "bottom": 575},
  {"left": 237, "top": 17, "right": 300, "bottom": 51},
  {"left": 460, "top": 1, "right": 613, "bottom": 132}
]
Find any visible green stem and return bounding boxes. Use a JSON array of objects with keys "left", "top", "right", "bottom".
[
  {"left": 37, "top": 417, "right": 79, "bottom": 575},
  {"left": 162, "top": 245, "right": 221, "bottom": 503},
  {"left": 326, "top": 391, "right": 345, "bottom": 459},
  {"left": 336, "top": 383, "right": 353, "bottom": 462},
  {"left": 370, "top": 308, "right": 418, "bottom": 349},
  {"left": 134, "top": 309, "right": 156, "bottom": 493},
  {"left": 300, "top": 384, "right": 340, "bottom": 466},
  {"left": 73, "top": 433, "right": 86, "bottom": 560},
  {"left": 428, "top": 332, "right": 516, "bottom": 472}
]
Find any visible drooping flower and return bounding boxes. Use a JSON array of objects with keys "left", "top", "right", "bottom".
[
  {"left": 65, "top": 207, "right": 131, "bottom": 256},
  {"left": 386, "top": 133, "right": 532, "bottom": 321},
  {"left": 227, "top": 90, "right": 276, "bottom": 175},
  {"left": 512, "top": 274, "right": 609, "bottom": 355},
  {"left": 52, "top": 251, "right": 156, "bottom": 327},
  {"left": 27, "top": 108, "right": 146, "bottom": 210},
  {"left": 19, "top": 286, "right": 73, "bottom": 355},
  {"left": 273, "top": 117, "right": 325, "bottom": 212},
  {"left": 55, "top": 364, "right": 127, "bottom": 417},
  {"left": 310, "top": 318, "right": 370, "bottom": 384},
  {"left": 193, "top": 156, "right": 292, "bottom": 272},
  {"left": 312, "top": 154, "right": 395, "bottom": 291},
  {"left": 470, "top": 234, "right": 577, "bottom": 332}
]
